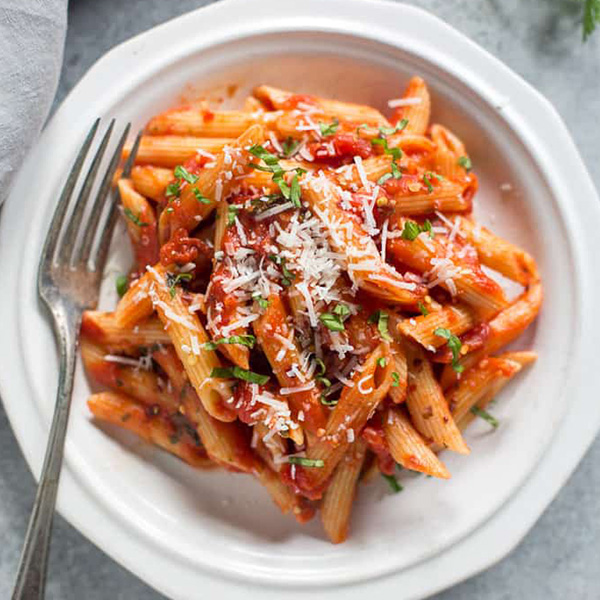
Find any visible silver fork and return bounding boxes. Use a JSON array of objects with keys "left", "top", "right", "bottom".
[{"left": 11, "top": 120, "right": 141, "bottom": 600}]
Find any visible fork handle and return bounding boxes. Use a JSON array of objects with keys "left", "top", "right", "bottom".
[{"left": 12, "top": 317, "right": 80, "bottom": 600}]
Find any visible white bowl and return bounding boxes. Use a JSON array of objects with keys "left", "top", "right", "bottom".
[{"left": 2, "top": 1, "right": 600, "bottom": 598}]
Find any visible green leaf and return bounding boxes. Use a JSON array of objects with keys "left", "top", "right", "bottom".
[
  {"left": 227, "top": 205, "right": 240, "bottom": 226},
  {"left": 332, "top": 303, "right": 350, "bottom": 317},
  {"left": 252, "top": 292, "right": 269, "bottom": 309},
  {"left": 210, "top": 366, "right": 270, "bottom": 385},
  {"left": 382, "top": 473, "right": 403, "bottom": 493},
  {"left": 193, "top": 188, "right": 211, "bottom": 204},
  {"left": 203, "top": 335, "right": 256, "bottom": 350},
  {"left": 282, "top": 136, "right": 300, "bottom": 157},
  {"left": 123, "top": 208, "right": 149, "bottom": 227},
  {"left": 401, "top": 220, "right": 433, "bottom": 241},
  {"left": 434, "top": 327, "right": 464, "bottom": 373},
  {"left": 319, "top": 312, "right": 345, "bottom": 332},
  {"left": 320, "top": 395, "right": 338, "bottom": 406},
  {"left": 378, "top": 119, "right": 408, "bottom": 137},
  {"left": 165, "top": 182, "right": 181, "bottom": 199},
  {"left": 314, "top": 357, "right": 326, "bottom": 376},
  {"left": 290, "top": 174, "right": 302, "bottom": 208},
  {"left": 470, "top": 406, "right": 499, "bottom": 428},
  {"left": 371, "top": 137, "right": 403, "bottom": 160},
  {"left": 377, "top": 357, "right": 387, "bottom": 367},
  {"left": 316, "top": 376, "right": 332, "bottom": 388},
  {"left": 166, "top": 272, "right": 193, "bottom": 298},
  {"left": 391, "top": 372, "right": 400, "bottom": 387},
  {"left": 174, "top": 165, "right": 198, "bottom": 185},
  {"left": 115, "top": 275, "right": 128, "bottom": 297},
  {"left": 248, "top": 144, "right": 280, "bottom": 166},
  {"left": 457, "top": 156, "right": 472, "bottom": 172},
  {"left": 288, "top": 456, "right": 325, "bottom": 467},
  {"left": 368, "top": 310, "right": 392, "bottom": 342},
  {"left": 417, "top": 301, "right": 429, "bottom": 317},
  {"left": 318, "top": 118, "right": 339, "bottom": 137},
  {"left": 377, "top": 172, "right": 393, "bottom": 186}
]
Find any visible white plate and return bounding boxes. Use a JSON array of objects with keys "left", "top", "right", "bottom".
[{"left": 2, "top": 1, "right": 600, "bottom": 598}]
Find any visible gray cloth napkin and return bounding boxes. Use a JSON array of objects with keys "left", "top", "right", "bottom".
[{"left": 0, "top": 0, "right": 67, "bottom": 204}]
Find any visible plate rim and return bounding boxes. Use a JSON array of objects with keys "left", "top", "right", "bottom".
[{"left": 1, "top": 0, "right": 600, "bottom": 598}]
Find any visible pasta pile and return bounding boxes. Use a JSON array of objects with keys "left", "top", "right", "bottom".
[{"left": 81, "top": 77, "right": 542, "bottom": 543}]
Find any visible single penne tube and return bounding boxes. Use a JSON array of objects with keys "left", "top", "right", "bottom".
[
  {"left": 388, "top": 76, "right": 431, "bottom": 135},
  {"left": 159, "top": 124, "right": 264, "bottom": 243},
  {"left": 452, "top": 216, "right": 539, "bottom": 285},
  {"left": 429, "top": 124, "right": 469, "bottom": 180},
  {"left": 334, "top": 155, "right": 393, "bottom": 189},
  {"left": 118, "top": 179, "right": 160, "bottom": 270},
  {"left": 152, "top": 345, "right": 257, "bottom": 472},
  {"left": 146, "top": 263, "right": 237, "bottom": 422},
  {"left": 114, "top": 271, "right": 155, "bottom": 329},
  {"left": 387, "top": 228, "right": 508, "bottom": 319},
  {"left": 124, "top": 136, "right": 231, "bottom": 167},
  {"left": 383, "top": 405, "right": 450, "bottom": 478},
  {"left": 146, "top": 107, "right": 263, "bottom": 137},
  {"left": 404, "top": 342, "right": 469, "bottom": 454},
  {"left": 321, "top": 438, "right": 368, "bottom": 544},
  {"left": 293, "top": 343, "right": 393, "bottom": 497},
  {"left": 440, "top": 283, "right": 542, "bottom": 388},
  {"left": 87, "top": 392, "right": 213, "bottom": 468},
  {"left": 398, "top": 304, "right": 477, "bottom": 351},
  {"left": 81, "top": 311, "right": 170, "bottom": 351},
  {"left": 253, "top": 293, "right": 325, "bottom": 434},
  {"left": 131, "top": 165, "right": 173, "bottom": 202},
  {"left": 302, "top": 173, "right": 426, "bottom": 306},
  {"left": 80, "top": 339, "right": 179, "bottom": 414},
  {"left": 254, "top": 84, "right": 390, "bottom": 126}
]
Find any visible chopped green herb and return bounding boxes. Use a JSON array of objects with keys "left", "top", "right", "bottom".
[
  {"left": 378, "top": 119, "right": 409, "bottom": 137},
  {"left": 434, "top": 327, "right": 464, "bottom": 373},
  {"left": 210, "top": 366, "right": 270, "bottom": 385},
  {"left": 318, "top": 118, "right": 339, "bottom": 137},
  {"left": 382, "top": 473, "right": 403, "bottom": 493},
  {"left": 319, "top": 312, "right": 345, "bottom": 332},
  {"left": 165, "top": 207, "right": 174, "bottom": 214},
  {"left": 268, "top": 254, "right": 296, "bottom": 286},
  {"left": 314, "top": 357, "right": 326, "bottom": 376},
  {"left": 173, "top": 165, "right": 198, "bottom": 185},
  {"left": 227, "top": 205, "right": 240, "bottom": 226},
  {"left": 368, "top": 310, "right": 392, "bottom": 342},
  {"left": 290, "top": 173, "right": 302, "bottom": 208},
  {"left": 377, "top": 357, "right": 387, "bottom": 367},
  {"left": 116, "top": 275, "right": 128, "bottom": 297},
  {"left": 457, "top": 156, "right": 472, "bottom": 172},
  {"left": 288, "top": 456, "right": 325, "bottom": 467},
  {"left": 166, "top": 272, "right": 193, "bottom": 298},
  {"left": 165, "top": 181, "right": 181, "bottom": 199},
  {"left": 401, "top": 219, "right": 433, "bottom": 241},
  {"left": 320, "top": 396, "right": 338, "bottom": 406},
  {"left": 282, "top": 136, "right": 300, "bottom": 157},
  {"left": 417, "top": 301, "right": 429, "bottom": 317},
  {"left": 356, "top": 123, "right": 370, "bottom": 134},
  {"left": 423, "top": 171, "right": 443, "bottom": 194},
  {"left": 332, "top": 303, "right": 350, "bottom": 317},
  {"left": 193, "top": 188, "right": 211, "bottom": 204},
  {"left": 391, "top": 161, "right": 403, "bottom": 179},
  {"left": 377, "top": 172, "right": 393, "bottom": 186},
  {"left": 248, "top": 144, "right": 280, "bottom": 166},
  {"left": 203, "top": 335, "right": 256, "bottom": 350},
  {"left": 471, "top": 406, "right": 499, "bottom": 428},
  {"left": 316, "top": 376, "right": 332, "bottom": 388},
  {"left": 252, "top": 292, "right": 270, "bottom": 309},
  {"left": 391, "top": 372, "right": 400, "bottom": 387},
  {"left": 371, "top": 137, "right": 403, "bottom": 160},
  {"left": 123, "top": 208, "right": 148, "bottom": 227}
]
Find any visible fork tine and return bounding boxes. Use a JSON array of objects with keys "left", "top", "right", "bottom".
[
  {"left": 78, "top": 122, "right": 131, "bottom": 265},
  {"left": 89, "top": 129, "right": 141, "bottom": 273},
  {"left": 38, "top": 119, "right": 100, "bottom": 271},
  {"left": 57, "top": 120, "right": 115, "bottom": 267}
]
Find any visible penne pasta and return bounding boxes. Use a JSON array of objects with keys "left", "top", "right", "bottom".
[
  {"left": 389, "top": 76, "right": 431, "bottom": 135},
  {"left": 117, "top": 178, "right": 160, "bottom": 270},
  {"left": 125, "top": 136, "right": 231, "bottom": 167},
  {"left": 131, "top": 165, "right": 173, "bottom": 201},
  {"left": 404, "top": 342, "right": 469, "bottom": 454},
  {"left": 81, "top": 311, "right": 170, "bottom": 351},
  {"left": 321, "top": 438, "right": 368, "bottom": 543},
  {"left": 114, "top": 271, "right": 155, "bottom": 329},
  {"left": 88, "top": 392, "right": 214, "bottom": 469},
  {"left": 384, "top": 405, "right": 450, "bottom": 478}
]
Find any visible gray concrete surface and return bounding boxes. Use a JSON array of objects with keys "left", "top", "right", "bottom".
[{"left": 1, "top": 0, "right": 599, "bottom": 598}]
